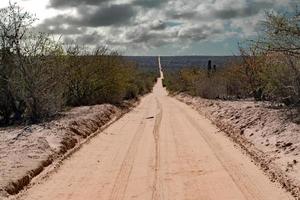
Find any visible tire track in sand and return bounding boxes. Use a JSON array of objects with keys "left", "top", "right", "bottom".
[
  {"left": 151, "top": 97, "right": 163, "bottom": 200},
  {"left": 172, "top": 99, "right": 277, "bottom": 200},
  {"left": 108, "top": 98, "right": 152, "bottom": 200}
]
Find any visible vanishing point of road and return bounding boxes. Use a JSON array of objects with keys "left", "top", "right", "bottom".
[{"left": 16, "top": 57, "right": 292, "bottom": 200}]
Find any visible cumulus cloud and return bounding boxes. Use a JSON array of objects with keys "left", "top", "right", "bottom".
[
  {"left": 132, "top": 0, "right": 168, "bottom": 8},
  {"left": 38, "top": 4, "right": 137, "bottom": 28},
  {"left": 167, "top": 0, "right": 274, "bottom": 20},
  {"left": 178, "top": 23, "right": 224, "bottom": 42},
  {"left": 77, "top": 4, "right": 137, "bottom": 27},
  {"left": 212, "top": 1, "right": 273, "bottom": 19},
  {"left": 150, "top": 20, "right": 167, "bottom": 30},
  {"left": 48, "top": 0, "right": 109, "bottom": 9},
  {"left": 34, "top": 0, "right": 295, "bottom": 54}
]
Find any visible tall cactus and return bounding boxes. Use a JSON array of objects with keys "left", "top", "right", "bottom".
[{"left": 207, "top": 60, "right": 212, "bottom": 77}]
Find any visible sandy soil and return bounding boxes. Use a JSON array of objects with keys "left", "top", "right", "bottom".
[
  {"left": 0, "top": 104, "right": 131, "bottom": 198},
  {"left": 176, "top": 94, "right": 300, "bottom": 198},
  {"left": 7, "top": 57, "right": 293, "bottom": 200}
]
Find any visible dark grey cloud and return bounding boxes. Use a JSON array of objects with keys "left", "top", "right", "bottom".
[
  {"left": 34, "top": 0, "right": 294, "bottom": 55},
  {"left": 213, "top": 2, "right": 273, "bottom": 19},
  {"left": 166, "top": 10, "right": 197, "bottom": 20},
  {"left": 39, "top": 4, "right": 137, "bottom": 29},
  {"left": 132, "top": 0, "right": 168, "bottom": 8},
  {"left": 127, "top": 32, "right": 170, "bottom": 47},
  {"left": 178, "top": 25, "right": 223, "bottom": 41},
  {"left": 49, "top": 0, "right": 168, "bottom": 9},
  {"left": 78, "top": 4, "right": 137, "bottom": 26},
  {"left": 167, "top": 1, "right": 274, "bottom": 21},
  {"left": 48, "top": 0, "right": 109, "bottom": 9},
  {"left": 124, "top": 26, "right": 174, "bottom": 47},
  {"left": 124, "top": 22, "right": 223, "bottom": 47}
]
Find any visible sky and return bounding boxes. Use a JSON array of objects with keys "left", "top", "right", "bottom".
[{"left": 0, "top": 0, "right": 297, "bottom": 56}]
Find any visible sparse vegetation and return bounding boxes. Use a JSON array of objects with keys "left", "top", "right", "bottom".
[
  {"left": 164, "top": 9, "right": 300, "bottom": 110},
  {"left": 0, "top": 3, "right": 158, "bottom": 125}
]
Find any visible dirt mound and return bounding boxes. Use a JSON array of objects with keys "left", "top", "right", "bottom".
[
  {"left": 176, "top": 93, "right": 300, "bottom": 198},
  {"left": 0, "top": 103, "right": 134, "bottom": 198}
]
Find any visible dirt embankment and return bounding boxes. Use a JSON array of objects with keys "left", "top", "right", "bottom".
[
  {"left": 176, "top": 93, "right": 300, "bottom": 198},
  {"left": 0, "top": 102, "right": 135, "bottom": 198}
]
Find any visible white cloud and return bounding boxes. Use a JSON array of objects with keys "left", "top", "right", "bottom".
[{"left": 0, "top": 0, "right": 296, "bottom": 55}]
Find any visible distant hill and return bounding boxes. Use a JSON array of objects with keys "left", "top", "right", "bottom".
[
  {"left": 160, "top": 56, "right": 238, "bottom": 69},
  {"left": 124, "top": 56, "right": 240, "bottom": 70},
  {"left": 125, "top": 56, "right": 158, "bottom": 68}
]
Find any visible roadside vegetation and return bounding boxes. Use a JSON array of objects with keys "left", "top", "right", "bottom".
[
  {"left": 0, "top": 3, "right": 158, "bottom": 126},
  {"left": 164, "top": 9, "right": 300, "bottom": 112}
]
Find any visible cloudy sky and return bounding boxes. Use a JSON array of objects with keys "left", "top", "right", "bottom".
[{"left": 0, "top": 0, "right": 297, "bottom": 56}]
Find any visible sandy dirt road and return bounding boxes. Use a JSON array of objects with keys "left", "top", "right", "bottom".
[{"left": 14, "top": 57, "right": 293, "bottom": 200}]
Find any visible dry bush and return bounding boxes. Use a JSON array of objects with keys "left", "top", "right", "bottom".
[
  {"left": 15, "top": 33, "right": 66, "bottom": 122},
  {"left": 239, "top": 9, "right": 300, "bottom": 106},
  {"left": 64, "top": 46, "right": 157, "bottom": 107},
  {"left": 164, "top": 8, "right": 300, "bottom": 109},
  {"left": 164, "top": 67, "right": 227, "bottom": 99},
  {"left": 0, "top": 3, "right": 158, "bottom": 125},
  {"left": 0, "top": 2, "right": 36, "bottom": 124}
]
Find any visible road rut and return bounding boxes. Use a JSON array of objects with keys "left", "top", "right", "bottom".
[{"left": 13, "top": 57, "right": 293, "bottom": 200}]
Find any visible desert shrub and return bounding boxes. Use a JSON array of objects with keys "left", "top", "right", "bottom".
[
  {"left": 222, "top": 61, "right": 249, "bottom": 99},
  {"left": 0, "top": 3, "right": 32, "bottom": 124},
  {"left": 164, "top": 9, "right": 300, "bottom": 108},
  {"left": 164, "top": 67, "right": 227, "bottom": 99},
  {"left": 257, "top": 54, "right": 300, "bottom": 106},
  {"left": 0, "top": 2, "right": 67, "bottom": 123},
  {"left": 0, "top": 3, "right": 158, "bottom": 126},
  {"left": 237, "top": 9, "right": 300, "bottom": 105},
  {"left": 64, "top": 49, "right": 158, "bottom": 106},
  {"left": 255, "top": 10, "right": 300, "bottom": 106}
]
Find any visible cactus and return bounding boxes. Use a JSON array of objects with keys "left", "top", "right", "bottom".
[
  {"left": 207, "top": 60, "right": 212, "bottom": 77},
  {"left": 207, "top": 60, "right": 212, "bottom": 72}
]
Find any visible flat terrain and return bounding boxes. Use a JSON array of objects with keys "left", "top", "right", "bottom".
[{"left": 13, "top": 58, "right": 292, "bottom": 200}]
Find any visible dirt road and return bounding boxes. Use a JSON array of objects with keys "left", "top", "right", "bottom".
[{"left": 15, "top": 57, "right": 292, "bottom": 200}]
